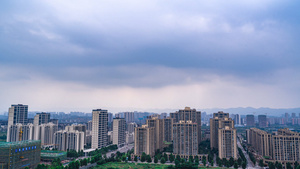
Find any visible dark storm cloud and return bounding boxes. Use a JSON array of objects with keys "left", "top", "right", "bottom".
[{"left": 0, "top": 0, "right": 300, "bottom": 88}]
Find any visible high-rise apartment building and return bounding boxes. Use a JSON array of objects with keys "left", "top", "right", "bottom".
[
  {"left": 113, "top": 118, "right": 126, "bottom": 146},
  {"left": 173, "top": 121, "right": 198, "bottom": 155},
  {"left": 248, "top": 128, "right": 272, "bottom": 157},
  {"left": 124, "top": 112, "right": 135, "bottom": 123},
  {"left": 37, "top": 122, "right": 58, "bottom": 145},
  {"left": 218, "top": 126, "right": 237, "bottom": 159},
  {"left": 246, "top": 115, "right": 255, "bottom": 126},
  {"left": 54, "top": 130, "right": 84, "bottom": 152},
  {"left": 248, "top": 128, "right": 300, "bottom": 164},
  {"left": 134, "top": 125, "right": 155, "bottom": 157},
  {"left": 92, "top": 109, "right": 108, "bottom": 149},
  {"left": 7, "top": 123, "right": 34, "bottom": 142},
  {"left": 69, "top": 124, "right": 87, "bottom": 145},
  {"left": 108, "top": 113, "right": 113, "bottom": 123},
  {"left": 210, "top": 111, "right": 230, "bottom": 149},
  {"left": 170, "top": 107, "right": 201, "bottom": 143},
  {"left": 34, "top": 112, "right": 50, "bottom": 125},
  {"left": 127, "top": 122, "right": 136, "bottom": 134},
  {"left": 210, "top": 112, "right": 237, "bottom": 159},
  {"left": 146, "top": 117, "right": 164, "bottom": 151},
  {"left": 8, "top": 104, "right": 28, "bottom": 125},
  {"left": 163, "top": 117, "right": 173, "bottom": 142},
  {"left": 233, "top": 114, "right": 241, "bottom": 125},
  {"left": 87, "top": 120, "right": 92, "bottom": 131},
  {"left": 258, "top": 115, "right": 267, "bottom": 128}
]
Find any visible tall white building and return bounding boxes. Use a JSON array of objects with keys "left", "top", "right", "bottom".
[
  {"left": 54, "top": 130, "right": 84, "bottom": 152},
  {"left": 7, "top": 123, "right": 34, "bottom": 142},
  {"left": 92, "top": 109, "right": 108, "bottom": 149},
  {"left": 113, "top": 118, "right": 126, "bottom": 146},
  {"left": 37, "top": 122, "right": 58, "bottom": 145},
  {"left": 8, "top": 104, "right": 28, "bottom": 125}
]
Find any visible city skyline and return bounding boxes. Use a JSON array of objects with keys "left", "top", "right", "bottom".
[{"left": 1, "top": 1, "right": 300, "bottom": 113}]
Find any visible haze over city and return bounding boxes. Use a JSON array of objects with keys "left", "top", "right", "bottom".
[{"left": 1, "top": 0, "right": 300, "bottom": 113}]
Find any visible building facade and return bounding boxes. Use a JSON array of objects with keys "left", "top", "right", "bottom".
[
  {"left": 246, "top": 115, "right": 255, "bottom": 127},
  {"left": 173, "top": 121, "right": 198, "bottom": 155},
  {"left": 134, "top": 125, "right": 155, "bottom": 157},
  {"left": 92, "top": 109, "right": 108, "bottom": 149},
  {"left": 113, "top": 118, "right": 126, "bottom": 146},
  {"left": 170, "top": 107, "right": 201, "bottom": 143},
  {"left": 0, "top": 140, "right": 41, "bottom": 169},
  {"left": 218, "top": 126, "right": 237, "bottom": 159},
  {"left": 54, "top": 130, "right": 84, "bottom": 152},
  {"left": 146, "top": 117, "right": 164, "bottom": 151},
  {"left": 258, "top": 115, "right": 267, "bottom": 128},
  {"left": 248, "top": 128, "right": 272, "bottom": 157},
  {"left": 210, "top": 111, "right": 230, "bottom": 149},
  {"left": 8, "top": 104, "right": 28, "bottom": 126},
  {"left": 163, "top": 117, "right": 173, "bottom": 142},
  {"left": 34, "top": 112, "right": 50, "bottom": 125}
]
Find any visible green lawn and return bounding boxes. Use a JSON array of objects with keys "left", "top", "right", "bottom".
[{"left": 93, "top": 162, "right": 171, "bottom": 169}]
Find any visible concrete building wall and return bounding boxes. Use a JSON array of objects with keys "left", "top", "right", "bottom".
[
  {"left": 113, "top": 118, "right": 126, "bottom": 146},
  {"left": 218, "top": 127, "right": 237, "bottom": 159},
  {"left": 92, "top": 109, "right": 108, "bottom": 149},
  {"left": 134, "top": 125, "right": 155, "bottom": 157},
  {"left": 170, "top": 107, "right": 201, "bottom": 144},
  {"left": 173, "top": 121, "right": 198, "bottom": 156}
]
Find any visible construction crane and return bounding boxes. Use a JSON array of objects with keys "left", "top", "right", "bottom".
[{"left": 19, "top": 127, "right": 23, "bottom": 141}]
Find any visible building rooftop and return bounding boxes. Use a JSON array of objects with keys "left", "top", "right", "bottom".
[{"left": 0, "top": 140, "right": 41, "bottom": 148}]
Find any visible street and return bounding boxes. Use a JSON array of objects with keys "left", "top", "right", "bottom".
[{"left": 237, "top": 139, "right": 257, "bottom": 169}]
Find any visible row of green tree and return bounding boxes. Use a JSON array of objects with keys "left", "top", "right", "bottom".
[
  {"left": 35, "top": 144, "right": 119, "bottom": 169},
  {"left": 216, "top": 157, "right": 246, "bottom": 169},
  {"left": 268, "top": 161, "right": 300, "bottom": 169}
]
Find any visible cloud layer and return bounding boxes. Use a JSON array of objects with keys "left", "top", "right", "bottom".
[{"left": 0, "top": 0, "right": 299, "bottom": 113}]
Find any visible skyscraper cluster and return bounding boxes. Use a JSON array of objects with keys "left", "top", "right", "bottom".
[
  {"left": 7, "top": 104, "right": 58, "bottom": 146},
  {"left": 134, "top": 107, "right": 201, "bottom": 157}
]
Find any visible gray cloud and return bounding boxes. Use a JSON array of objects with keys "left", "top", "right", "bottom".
[{"left": 0, "top": 0, "right": 299, "bottom": 96}]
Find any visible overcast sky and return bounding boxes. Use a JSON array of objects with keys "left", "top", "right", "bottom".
[{"left": 0, "top": 0, "right": 299, "bottom": 113}]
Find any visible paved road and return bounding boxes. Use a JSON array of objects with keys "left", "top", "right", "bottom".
[
  {"left": 79, "top": 144, "right": 134, "bottom": 169},
  {"left": 237, "top": 139, "right": 257, "bottom": 169},
  {"left": 106, "top": 144, "right": 134, "bottom": 158}
]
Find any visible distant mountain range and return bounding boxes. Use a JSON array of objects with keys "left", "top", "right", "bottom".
[{"left": 201, "top": 107, "right": 300, "bottom": 116}]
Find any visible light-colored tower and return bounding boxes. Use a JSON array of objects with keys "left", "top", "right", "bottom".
[
  {"left": 7, "top": 123, "right": 34, "bottom": 142},
  {"left": 38, "top": 122, "right": 58, "bottom": 145},
  {"left": 127, "top": 122, "right": 137, "bottom": 133},
  {"left": 173, "top": 121, "right": 198, "bottom": 155},
  {"left": 113, "top": 118, "right": 126, "bottom": 146},
  {"left": 72, "top": 124, "right": 87, "bottom": 145},
  {"left": 134, "top": 125, "right": 155, "bottom": 157},
  {"left": 54, "top": 130, "right": 84, "bottom": 152},
  {"left": 92, "top": 109, "right": 108, "bottom": 149},
  {"left": 218, "top": 126, "right": 237, "bottom": 159},
  {"left": 146, "top": 117, "right": 164, "bottom": 151},
  {"left": 34, "top": 112, "right": 50, "bottom": 125},
  {"left": 170, "top": 107, "right": 201, "bottom": 143},
  {"left": 8, "top": 104, "right": 28, "bottom": 125}
]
